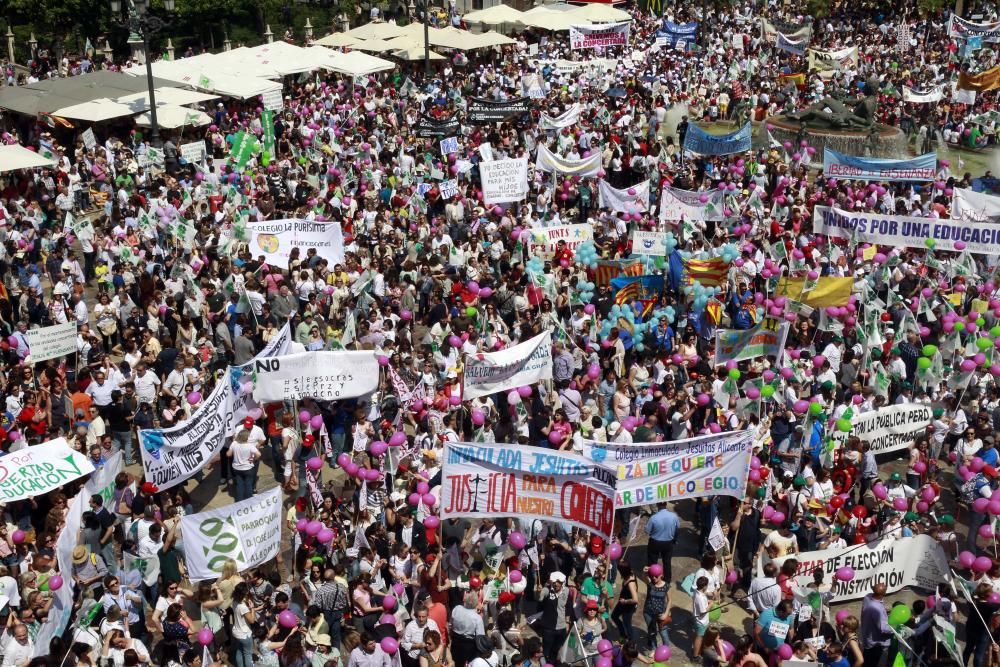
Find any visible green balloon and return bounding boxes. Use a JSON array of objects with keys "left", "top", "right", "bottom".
[
  {"left": 728, "top": 369, "right": 741, "bottom": 380},
  {"left": 917, "top": 357, "right": 931, "bottom": 370},
  {"left": 466, "top": 306, "right": 477, "bottom": 317},
  {"left": 809, "top": 402, "right": 823, "bottom": 416},
  {"left": 761, "top": 385, "right": 775, "bottom": 398},
  {"left": 808, "top": 591, "right": 822, "bottom": 612},
  {"left": 837, "top": 419, "right": 853, "bottom": 433},
  {"left": 956, "top": 322, "right": 966, "bottom": 332},
  {"left": 925, "top": 238, "right": 936, "bottom": 248},
  {"left": 888, "top": 605, "right": 912, "bottom": 627},
  {"left": 922, "top": 345, "right": 938, "bottom": 357},
  {"left": 978, "top": 337, "right": 993, "bottom": 350},
  {"left": 978, "top": 318, "right": 986, "bottom": 327},
  {"left": 990, "top": 326, "right": 1000, "bottom": 338},
  {"left": 709, "top": 606, "right": 722, "bottom": 622}
]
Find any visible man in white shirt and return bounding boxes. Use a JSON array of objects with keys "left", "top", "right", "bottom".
[
  {"left": 0, "top": 623, "right": 33, "bottom": 667},
  {"left": 400, "top": 607, "right": 440, "bottom": 667},
  {"left": 132, "top": 364, "right": 160, "bottom": 406},
  {"left": 85, "top": 371, "right": 118, "bottom": 408},
  {"left": 229, "top": 417, "right": 265, "bottom": 501}
]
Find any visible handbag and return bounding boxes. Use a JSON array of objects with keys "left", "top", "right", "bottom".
[{"left": 283, "top": 468, "right": 300, "bottom": 493}]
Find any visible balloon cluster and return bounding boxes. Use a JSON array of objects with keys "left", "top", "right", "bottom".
[
  {"left": 577, "top": 279, "right": 597, "bottom": 304},
  {"left": 575, "top": 241, "right": 600, "bottom": 270},
  {"left": 684, "top": 280, "right": 719, "bottom": 313},
  {"left": 719, "top": 243, "right": 740, "bottom": 264}
]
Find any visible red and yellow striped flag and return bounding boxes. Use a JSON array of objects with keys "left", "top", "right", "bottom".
[{"left": 683, "top": 257, "right": 729, "bottom": 288}]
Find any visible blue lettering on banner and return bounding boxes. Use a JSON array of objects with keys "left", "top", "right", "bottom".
[
  {"left": 823, "top": 149, "right": 937, "bottom": 182},
  {"left": 814, "top": 206, "right": 1000, "bottom": 255},
  {"left": 655, "top": 20, "right": 698, "bottom": 47},
  {"left": 683, "top": 122, "right": 752, "bottom": 156}
]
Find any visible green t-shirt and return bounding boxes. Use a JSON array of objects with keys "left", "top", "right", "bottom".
[{"left": 581, "top": 577, "right": 613, "bottom": 618}]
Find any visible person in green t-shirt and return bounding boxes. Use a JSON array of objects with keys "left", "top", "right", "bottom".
[{"left": 580, "top": 564, "right": 614, "bottom": 619}]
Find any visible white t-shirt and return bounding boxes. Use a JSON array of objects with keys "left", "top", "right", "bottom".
[
  {"left": 231, "top": 439, "right": 259, "bottom": 472},
  {"left": 133, "top": 372, "right": 160, "bottom": 404},
  {"left": 232, "top": 602, "right": 252, "bottom": 639}
]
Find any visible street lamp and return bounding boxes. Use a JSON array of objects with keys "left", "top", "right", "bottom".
[
  {"left": 411, "top": 0, "right": 431, "bottom": 76},
  {"left": 109, "top": 0, "right": 175, "bottom": 147}
]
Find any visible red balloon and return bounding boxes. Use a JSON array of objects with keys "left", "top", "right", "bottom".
[
  {"left": 469, "top": 576, "right": 482, "bottom": 589},
  {"left": 759, "top": 467, "right": 770, "bottom": 479},
  {"left": 852, "top": 506, "right": 867, "bottom": 519},
  {"left": 881, "top": 313, "right": 892, "bottom": 322},
  {"left": 830, "top": 495, "right": 845, "bottom": 509}
]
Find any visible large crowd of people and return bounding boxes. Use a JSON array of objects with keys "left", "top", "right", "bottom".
[{"left": 0, "top": 0, "right": 999, "bottom": 666}]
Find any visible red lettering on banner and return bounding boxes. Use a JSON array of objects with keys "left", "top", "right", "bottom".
[
  {"left": 560, "top": 482, "right": 614, "bottom": 536},
  {"left": 444, "top": 474, "right": 472, "bottom": 513},
  {"left": 487, "top": 473, "right": 517, "bottom": 512}
]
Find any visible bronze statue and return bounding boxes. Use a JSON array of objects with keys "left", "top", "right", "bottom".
[{"left": 783, "top": 77, "right": 880, "bottom": 130}]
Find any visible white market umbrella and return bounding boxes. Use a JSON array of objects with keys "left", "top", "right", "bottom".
[
  {"left": 463, "top": 4, "right": 526, "bottom": 24},
  {"left": 0, "top": 144, "right": 57, "bottom": 173},
  {"left": 134, "top": 105, "right": 211, "bottom": 129},
  {"left": 392, "top": 47, "right": 446, "bottom": 61}
]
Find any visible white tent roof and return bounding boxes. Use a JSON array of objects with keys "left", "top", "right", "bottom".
[
  {"left": 350, "top": 38, "right": 396, "bottom": 53},
  {"left": 116, "top": 87, "right": 219, "bottom": 109},
  {"left": 463, "top": 4, "right": 526, "bottom": 23},
  {"left": 393, "top": 47, "right": 446, "bottom": 61},
  {"left": 519, "top": 9, "right": 589, "bottom": 30},
  {"left": 472, "top": 30, "right": 517, "bottom": 47},
  {"left": 132, "top": 61, "right": 282, "bottom": 100},
  {"left": 567, "top": 3, "right": 631, "bottom": 21},
  {"left": 348, "top": 21, "right": 408, "bottom": 40},
  {"left": 134, "top": 105, "right": 212, "bottom": 129},
  {"left": 316, "top": 48, "right": 396, "bottom": 76},
  {"left": 314, "top": 32, "right": 366, "bottom": 47},
  {"left": 0, "top": 144, "right": 56, "bottom": 173},
  {"left": 51, "top": 98, "right": 137, "bottom": 122}
]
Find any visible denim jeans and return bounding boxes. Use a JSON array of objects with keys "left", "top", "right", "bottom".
[
  {"left": 232, "top": 636, "right": 254, "bottom": 667},
  {"left": 612, "top": 603, "right": 636, "bottom": 641},
  {"left": 269, "top": 434, "right": 284, "bottom": 483},
  {"left": 233, "top": 469, "right": 254, "bottom": 502},
  {"left": 968, "top": 510, "right": 988, "bottom": 553},
  {"left": 643, "top": 612, "right": 670, "bottom": 649},
  {"left": 112, "top": 430, "right": 133, "bottom": 465}
]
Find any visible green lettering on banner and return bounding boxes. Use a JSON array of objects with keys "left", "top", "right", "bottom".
[{"left": 261, "top": 110, "right": 276, "bottom": 155}]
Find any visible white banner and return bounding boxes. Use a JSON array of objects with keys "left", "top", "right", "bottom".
[
  {"left": 0, "top": 438, "right": 95, "bottom": 502},
  {"left": 577, "top": 430, "right": 752, "bottom": 509},
  {"left": 539, "top": 104, "right": 582, "bottom": 130},
  {"left": 441, "top": 442, "right": 615, "bottom": 539},
  {"left": 831, "top": 403, "right": 932, "bottom": 456},
  {"left": 953, "top": 82, "right": 978, "bottom": 105},
  {"left": 245, "top": 219, "right": 345, "bottom": 267},
  {"left": 249, "top": 351, "right": 379, "bottom": 402},
  {"left": 181, "top": 488, "right": 283, "bottom": 582},
  {"left": 761, "top": 18, "right": 812, "bottom": 43},
  {"left": 761, "top": 535, "right": 950, "bottom": 603},
  {"left": 902, "top": 85, "right": 944, "bottom": 103},
  {"left": 140, "top": 326, "right": 293, "bottom": 491},
  {"left": 807, "top": 46, "right": 858, "bottom": 72},
  {"left": 535, "top": 144, "right": 602, "bottom": 177},
  {"left": 526, "top": 223, "right": 594, "bottom": 259},
  {"left": 813, "top": 205, "right": 1000, "bottom": 255},
  {"left": 462, "top": 331, "right": 552, "bottom": 400},
  {"left": 25, "top": 322, "right": 77, "bottom": 363},
  {"left": 598, "top": 179, "right": 649, "bottom": 212},
  {"left": 630, "top": 231, "right": 668, "bottom": 256},
  {"left": 179, "top": 141, "right": 207, "bottom": 166},
  {"left": 659, "top": 186, "right": 725, "bottom": 222},
  {"left": 952, "top": 187, "right": 1000, "bottom": 223},
  {"left": 569, "top": 22, "right": 630, "bottom": 50},
  {"left": 480, "top": 157, "right": 529, "bottom": 205}
]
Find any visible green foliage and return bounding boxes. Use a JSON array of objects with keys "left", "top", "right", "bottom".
[
  {"left": 6, "top": 0, "right": 108, "bottom": 50},
  {"left": 805, "top": 0, "right": 832, "bottom": 19},
  {"left": 917, "top": 0, "right": 949, "bottom": 15}
]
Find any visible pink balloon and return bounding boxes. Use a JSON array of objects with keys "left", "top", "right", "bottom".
[{"left": 382, "top": 595, "right": 398, "bottom": 611}]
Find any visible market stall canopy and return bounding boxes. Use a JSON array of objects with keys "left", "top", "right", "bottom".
[
  {"left": 134, "top": 105, "right": 212, "bottom": 129},
  {"left": 50, "top": 98, "right": 139, "bottom": 122},
  {"left": 319, "top": 48, "right": 396, "bottom": 76},
  {"left": 131, "top": 60, "right": 282, "bottom": 100},
  {"left": 473, "top": 31, "right": 517, "bottom": 47},
  {"left": 518, "top": 9, "right": 591, "bottom": 31},
  {"left": 116, "top": 87, "right": 219, "bottom": 110},
  {"left": 349, "top": 38, "right": 396, "bottom": 53},
  {"left": 392, "top": 47, "right": 446, "bottom": 61},
  {"left": 463, "top": 4, "right": 526, "bottom": 24},
  {"left": 313, "top": 32, "right": 367, "bottom": 48},
  {"left": 0, "top": 70, "right": 177, "bottom": 117},
  {"left": 0, "top": 143, "right": 57, "bottom": 173},
  {"left": 566, "top": 3, "right": 631, "bottom": 22},
  {"left": 347, "top": 21, "right": 409, "bottom": 40}
]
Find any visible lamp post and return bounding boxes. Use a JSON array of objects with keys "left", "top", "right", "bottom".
[
  {"left": 109, "top": 0, "right": 175, "bottom": 147},
  {"left": 411, "top": 0, "right": 431, "bottom": 76}
]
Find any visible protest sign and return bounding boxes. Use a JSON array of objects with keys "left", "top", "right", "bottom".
[
  {"left": 0, "top": 438, "right": 94, "bottom": 502},
  {"left": 249, "top": 351, "right": 379, "bottom": 402},
  {"left": 181, "top": 488, "right": 283, "bottom": 581},
  {"left": 25, "top": 322, "right": 77, "bottom": 362},
  {"left": 776, "top": 33, "right": 807, "bottom": 55},
  {"left": 526, "top": 223, "right": 594, "bottom": 259},
  {"left": 480, "top": 157, "right": 529, "bottom": 204},
  {"left": 775, "top": 276, "right": 853, "bottom": 307},
  {"left": 466, "top": 96, "right": 531, "bottom": 124},
  {"left": 462, "top": 331, "right": 552, "bottom": 400},
  {"left": 439, "top": 179, "right": 459, "bottom": 199},
  {"left": 261, "top": 89, "right": 284, "bottom": 111},
  {"left": 683, "top": 123, "right": 752, "bottom": 156},
  {"left": 630, "top": 231, "right": 668, "bottom": 256},
  {"left": 414, "top": 114, "right": 460, "bottom": 138},
  {"left": 807, "top": 46, "right": 858, "bottom": 72},
  {"left": 569, "top": 22, "right": 630, "bottom": 50},
  {"left": 952, "top": 187, "right": 1000, "bottom": 222},
  {"left": 260, "top": 110, "right": 276, "bottom": 155},
  {"left": 656, "top": 20, "right": 698, "bottom": 48},
  {"left": 576, "top": 430, "right": 753, "bottom": 509},
  {"left": 959, "top": 65, "right": 1000, "bottom": 92},
  {"left": 440, "top": 442, "right": 616, "bottom": 538},
  {"left": 660, "top": 186, "right": 725, "bottom": 221},
  {"left": 245, "top": 219, "right": 345, "bottom": 266},
  {"left": 535, "top": 144, "right": 602, "bottom": 176},
  {"left": 761, "top": 18, "right": 812, "bottom": 43},
  {"left": 813, "top": 206, "right": 1000, "bottom": 255},
  {"left": 81, "top": 128, "right": 96, "bottom": 150},
  {"left": 179, "top": 141, "right": 207, "bottom": 166},
  {"left": 715, "top": 318, "right": 790, "bottom": 364},
  {"left": 763, "top": 535, "right": 950, "bottom": 603},
  {"left": 439, "top": 137, "right": 459, "bottom": 155},
  {"left": 949, "top": 15, "right": 1000, "bottom": 42},
  {"left": 823, "top": 149, "right": 937, "bottom": 182},
  {"left": 228, "top": 131, "right": 260, "bottom": 171},
  {"left": 598, "top": 180, "right": 650, "bottom": 212},
  {"left": 952, "top": 82, "right": 978, "bottom": 104},
  {"left": 34, "top": 486, "right": 85, "bottom": 656},
  {"left": 902, "top": 86, "right": 944, "bottom": 103},
  {"left": 539, "top": 104, "right": 581, "bottom": 130},
  {"left": 831, "top": 403, "right": 933, "bottom": 456}
]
